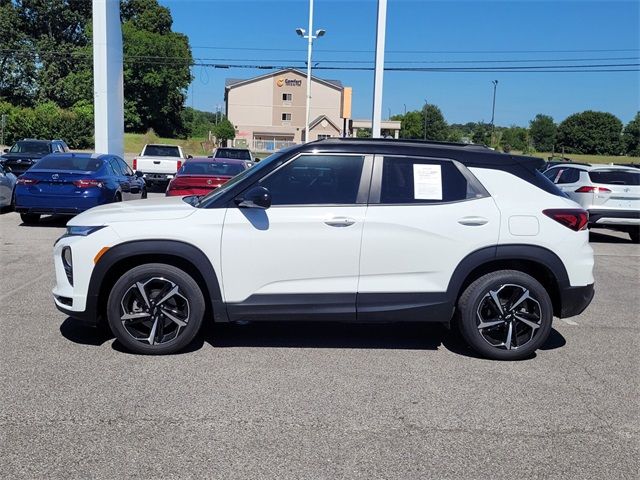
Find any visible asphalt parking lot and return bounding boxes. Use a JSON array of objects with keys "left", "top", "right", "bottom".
[{"left": 1, "top": 199, "right": 638, "bottom": 479}]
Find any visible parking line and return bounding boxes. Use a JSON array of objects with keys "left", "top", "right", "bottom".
[{"left": 561, "top": 318, "right": 580, "bottom": 326}]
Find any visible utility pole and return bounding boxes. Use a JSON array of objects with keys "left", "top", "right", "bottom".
[
  {"left": 0, "top": 114, "right": 6, "bottom": 148},
  {"left": 490, "top": 80, "right": 498, "bottom": 145},
  {"left": 371, "top": 0, "right": 387, "bottom": 138},
  {"left": 423, "top": 99, "right": 428, "bottom": 140}
]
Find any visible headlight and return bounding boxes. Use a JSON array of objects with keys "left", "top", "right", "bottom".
[
  {"left": 55, "top": 225, "right": 106, "bottom": 246},
  {"left": 66, "top": 226, "right": 106, "bottom": 236}
]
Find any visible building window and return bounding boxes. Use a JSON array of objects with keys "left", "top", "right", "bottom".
[
  {"left": 281, "top": 113, "right": 292, "bottom": 121},
  {"left": 317, "top": 134, "right": 331, "bottom": 140},
  {"left": 282, "top": 93, "right": 292, "bottom": 102}
]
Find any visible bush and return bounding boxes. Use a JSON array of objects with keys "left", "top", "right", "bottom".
[
  {"left": 622, "top": 112, "right": 640, "bottom": 157},
  {"left": 0, "top": 101, "right": 93, "bottom": 149}
]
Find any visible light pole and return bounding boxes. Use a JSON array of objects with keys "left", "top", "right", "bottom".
[
  {"left": 296, "top": 1, "right": 325, "bottom": 143},
  {"left": 490, "top": 80, "right": 498, "bottom": 144},
  {"left": 423, "top": 99, "right": 428, "bottom": 140}
]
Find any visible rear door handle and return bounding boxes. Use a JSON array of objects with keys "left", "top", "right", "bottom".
[
  {"left": 324, "top": 217, "right": 356, "bottom": 227},
  {"left": 458, "top": 216, "right": 489, "bottom": 226}
]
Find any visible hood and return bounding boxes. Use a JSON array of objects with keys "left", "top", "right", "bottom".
[{"left": 68, "top": 196, "right": 197, "bottom": 226}]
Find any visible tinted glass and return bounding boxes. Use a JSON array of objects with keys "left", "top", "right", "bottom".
[
  {"left": 181, "top": 162, "right": 245, "bottom": 176},
  {"left": 556, "top": 168, "right": 580, "bottom": 184},
  {"left": 260, "top": 155, "right": 364, "bottom": 205},
  {"left": 10, "top": 141, "right": 51, "bottom": 154},
  {"left": 117, "top": 157, "right": 134, "bottom": 176},
  {"left": 380, "top": 157, "right": 479, "bottom": 204},
  {"left": 144, "top": 145, "right": 181, "bottom": 157},
  {"left": 214, "top": 149, "right": 252, "bottom": 160},
  {"left": 35, "top": 156, "right": 103, "bottom": 172},
  {"left": 108, "top": 159, "right": 123, "bottom": 176},
  {"left": 588, "top": 170, "right": 640, "bottom": 186}
]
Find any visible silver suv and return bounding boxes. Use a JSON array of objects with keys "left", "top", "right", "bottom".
[{"left": 543, "top": 164, "right": 640, "bottom": 242}]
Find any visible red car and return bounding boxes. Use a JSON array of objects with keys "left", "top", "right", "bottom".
[{"left": 165, "top": 158, "right": 249, "bottom": 196}]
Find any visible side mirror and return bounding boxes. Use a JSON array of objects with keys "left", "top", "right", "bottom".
[
  {"left": 235, "top": 186, "right": 271, "bottom": 209},
  {"left": 254, "top": 158, "right": 261, "bottom": 162},
  {"left": 135, "top": 170, "right": 144, "bottom": 178},
  {"left": 3, "top": 148, "right": 8, "bottom": 153},
  {"left": 187, "top": 154, "right": 193, "bottom": 159}
]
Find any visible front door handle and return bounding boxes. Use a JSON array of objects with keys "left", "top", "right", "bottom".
[
  {"left": 458, "top": 216, "right": 489, "bottom": 226},
  {"left": 324, "top": 217, "right": 356, "bottom": 227}
]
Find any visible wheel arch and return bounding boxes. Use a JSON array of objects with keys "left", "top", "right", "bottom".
[
  {"left": 447, "top": 245, "right": 570, "bottom": 317},
  {"left": 87, "top": 240, "right": 227, "bottom": 326}
]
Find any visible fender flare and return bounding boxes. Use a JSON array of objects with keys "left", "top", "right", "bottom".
[
  {"left": 445, "top": 244, "right": 570, "bottom": 301},
  {"left": 86, "top": 239, "right": 227, "bottom": 324}
]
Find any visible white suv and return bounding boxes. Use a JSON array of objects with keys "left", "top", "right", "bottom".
[
  {"left": 543, "top": 163, "right": 640, "bottom": 243},
  {"left": 53, "top": 139, "right": 595, "bottom": 360}
]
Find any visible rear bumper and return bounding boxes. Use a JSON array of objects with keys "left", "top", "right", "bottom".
[
  {"left": 16, "top": 192, "right": 107, "bottom": 214},
  {"left": 142, "top": 173, "right": 175, "bottom": 182},
  {"left": 559, "top": 283, "right": 595, "bottom": 318},
  {"left": 589, "top": 209, "right": 640, "bottom": 226}
]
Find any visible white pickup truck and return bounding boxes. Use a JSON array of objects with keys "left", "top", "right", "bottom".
[{"left": 132, "top": 144, "right": 192, "bottom": 186}]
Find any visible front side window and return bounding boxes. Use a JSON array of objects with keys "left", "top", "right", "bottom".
[
  {"left": 380, "top": 156, "right": 485, "bottom": 204},
  {"left": 117, "top": 157, "right": 134, "bottom": 176},
  {"left": 259, "top": 155, "right": 365, "bottom": 206}
]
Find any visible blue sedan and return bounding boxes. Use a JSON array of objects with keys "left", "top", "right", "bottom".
[{"left": 15, "top": 153, "right": 147, "bottom": 224}]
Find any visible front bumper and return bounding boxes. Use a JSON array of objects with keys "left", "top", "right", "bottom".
[{"left": 559, "top": 283, "right": 595, "bottom": 318}]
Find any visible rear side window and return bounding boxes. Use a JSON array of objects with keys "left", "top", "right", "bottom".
[
  {"left": 588, "top": 170, "right": 640, "bottom": 186},
  {"left": 143, "top": 145, "right": 180, "bottom": 157},
  {"left": 35, "top": 156, "right": 103, "bottom": 172},
  {"left": 557, "top": 168, "right": 581, "bottom": 184},
  {"left": 380, "top": 157, "right": 485, "bottom": 204},
  {"left": 260, "top": 154, "right": 364, "bottom": 205}
]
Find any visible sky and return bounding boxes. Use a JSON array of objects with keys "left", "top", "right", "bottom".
[{"left": 162, "top": 0, "right": 640, "bottom": 127}]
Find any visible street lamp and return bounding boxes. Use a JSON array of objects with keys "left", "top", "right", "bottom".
[
  {"left": 296, "top": 0, "right": 325, "bottom": 143},
  {"left": 490, "top": 80, "right": 498, "bottom": 144}
]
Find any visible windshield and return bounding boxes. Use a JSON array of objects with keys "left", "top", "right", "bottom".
[
  {"left": 214, "top": 149, "right": 252, "bottom": 160},
  {"left": 34, "top": 156, "right": 103, "bottom": 172},
  {"left": 196, "top": 147, "right": 295, "bottom": 207},
  {"left": 10, "top": 141, "right": 51, "bottom": 154},
  {"left": 181, "top": 161, "right": 245, "bottom": 176},
  {"left": 143, "top": 145, "right": 181, "bottom": 157}
]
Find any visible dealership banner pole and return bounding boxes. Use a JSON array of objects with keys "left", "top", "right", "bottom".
[
  {"left": 304, "top": 0, "right": 314, "bottom": 143},
  {"left": 371, "top": 0, "right": 387, "bottom": 138},
  {"left": 92, "top": 0, "right": 124, "bottom": 158}
]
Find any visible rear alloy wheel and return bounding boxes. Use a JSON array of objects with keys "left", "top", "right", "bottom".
[
  {"left": 20, "top": 213, "right": 40, "bottom": 224},
  {"left": 457, "top": 270, "right": 553, "bottom": 360},
  {"left": 107, "top": 263, "right": 205, "bottom": 354}
]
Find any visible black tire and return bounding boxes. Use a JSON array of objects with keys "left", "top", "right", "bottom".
[
  {"left": 457, "top": 270, "right": 553, "bottom": 360},
  {"left": 114, "top": 192, "right": 122, "bottom": 202},
  {"left": 20, "top": 213, "right": 40, "bottom": 224},
  {"left": 106, "top": 263, "right": 205, "bottom": 355},
  {"left": 141, "top": 188, "right": 148, "bottom": 199},
  {"left": 628, "top": 228, "right": 639, "bottom": 244}
]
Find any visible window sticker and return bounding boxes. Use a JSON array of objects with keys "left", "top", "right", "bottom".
[{"left": 413, "top": 164, "right": 442, "bottom": 200}]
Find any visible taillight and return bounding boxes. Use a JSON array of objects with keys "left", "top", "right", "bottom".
[
  {"left": 17, "top": 178, "right": 39, "bottom": 185},
  {"left": 177, "top": 160, "right": 183, "bottom": 171},
  {"left": 543, "top": 209, "right": 589, "bottom": 231},
  {"left": 132, "top": 158, "right": 137, "bottom": 170},
  {"left": 73, "top": 179, "right": 103, "bottom": 188},
  {"left": 575, "top": 186, "right": 611, "bottom": 193}
]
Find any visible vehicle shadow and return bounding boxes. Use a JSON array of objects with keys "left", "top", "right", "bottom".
[
  {"left": 589, "top": 229, "right": 634, "bottom": 244},
  {"left": 20, "top": 214, "right": 69, "bottom": 228},
  {"left": 60, "top": 317, "right": 567, "bottom": 359}
]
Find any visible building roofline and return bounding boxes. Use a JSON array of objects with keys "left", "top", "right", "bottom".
[{"left": 225, "top": 68, "right": 343, "bottom": 91}]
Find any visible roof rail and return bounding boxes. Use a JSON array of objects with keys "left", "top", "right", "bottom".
[{"left": 316, "top": 137, "right": 490, "bottom": 149}]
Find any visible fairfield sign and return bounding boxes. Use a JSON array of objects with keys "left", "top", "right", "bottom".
[{"left": 276, "top": 77, "right": 303, "bottom": 87}]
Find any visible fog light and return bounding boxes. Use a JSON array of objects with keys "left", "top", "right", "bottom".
[{"left": 62, "top": 246, "right": 73, "bottom": 285}]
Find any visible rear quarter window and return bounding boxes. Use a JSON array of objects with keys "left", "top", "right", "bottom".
[{"left": 588, "top": 170, "right": 640, "bottom": 186}]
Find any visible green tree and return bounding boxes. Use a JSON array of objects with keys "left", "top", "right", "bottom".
[
  {"left": 396, "top": 111, "right": 422, "bottom": 139},
  {"left": 213, "top": 118, "right": 235, "bottom": 146},
  {"left": 622, "top": 112, "right": 640, "bottom": 157},
  {"left": 356, "top": 128, "right": 372, "bottom": 138},
  {"left": 556, "top": 111, "right": 623, "bottom": 155},
  {"left": 500, "top": 126, "right": 529, "bottom": 152},
  {"left": 472, "top": 122, "right": 492, "bottom": 145},
  {"left": 529, "top": 114, "right": 557, "bottom": 152},
  {"left": 423, "top": 104, "right": 449, "bottom": 141}
]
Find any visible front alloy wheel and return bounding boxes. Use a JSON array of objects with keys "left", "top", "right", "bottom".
[
  {"left": 107, "top": 264, "right": 205, "bottom": 354},
  {"left": 458, "top": 270, "right": 553, "bottom": 360}
]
